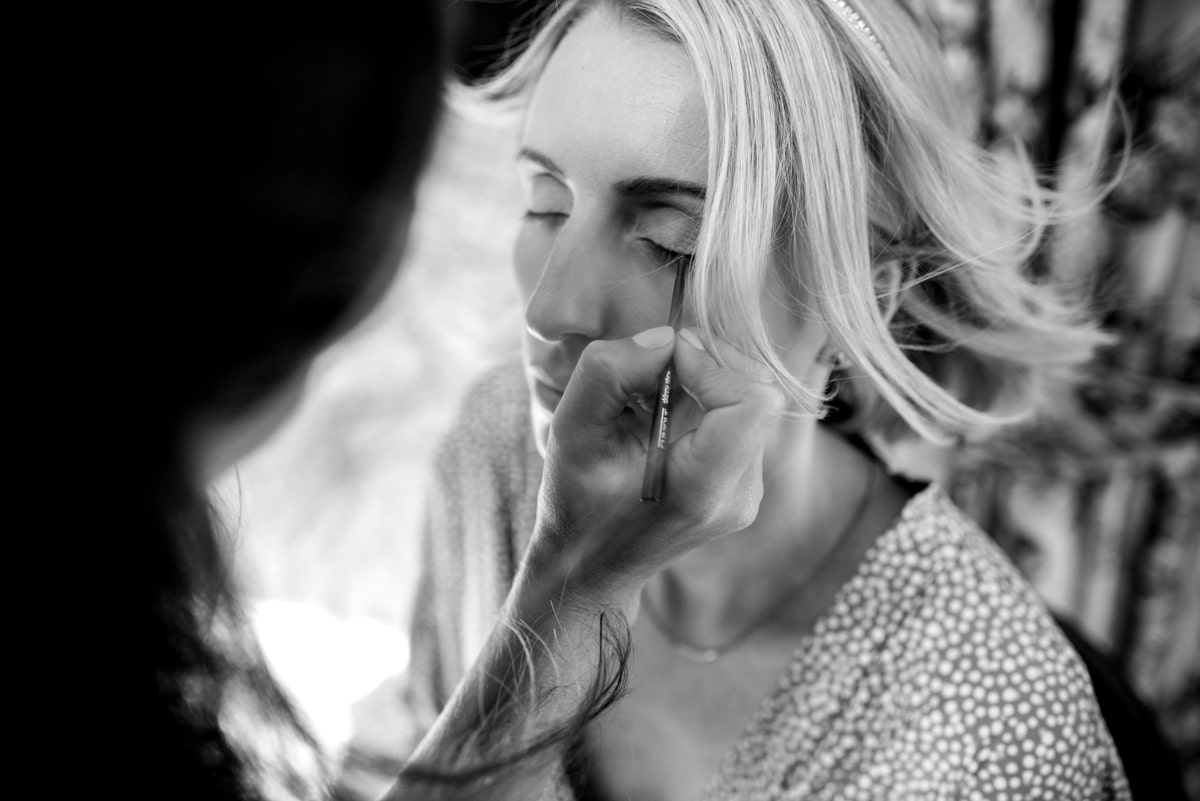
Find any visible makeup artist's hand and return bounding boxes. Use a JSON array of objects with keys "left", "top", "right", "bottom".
[
  {"left": 522, "top": 325, "right": 785, "bottom": 610},
  {"left": 396, "top": 327, "right": 782, "bottom": 798}
]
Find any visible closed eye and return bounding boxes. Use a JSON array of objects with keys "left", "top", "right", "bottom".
[
  {"left": 644, "top": 239, "right": 693, "bottom": 267},
  {"left": 523, "top": 210, "right": 568, "bottom": 222}
]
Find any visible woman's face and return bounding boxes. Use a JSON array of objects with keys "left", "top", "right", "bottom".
[
  {"left": 515, "top": 8, "right": 710, "bottom": 453},
  {"left": 515, "top": 6, "right": 827, "bottom": 454}
]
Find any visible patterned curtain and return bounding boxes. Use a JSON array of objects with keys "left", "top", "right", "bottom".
[{"left": 898, "top": 0, "right": 1199, "bottom": 791}]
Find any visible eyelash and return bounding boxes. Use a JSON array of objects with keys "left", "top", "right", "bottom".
[
  {"left": 523, "top": 211, "right": 693, "bottom": 267},
  {"left": 645, "top": 241, "right": 693, "bottom": 268}
]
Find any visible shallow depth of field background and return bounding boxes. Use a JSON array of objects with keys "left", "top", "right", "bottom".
[{"left": 215, "top": 110, "right": 526, "bottom": 747}]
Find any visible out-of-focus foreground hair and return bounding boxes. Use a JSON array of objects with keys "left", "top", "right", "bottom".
[
  {"left": 464, "top": 0, "right": 1114, "bottom": 445},
  {"left": 130, "top": 13, "right": 445, "bottom": 800}
]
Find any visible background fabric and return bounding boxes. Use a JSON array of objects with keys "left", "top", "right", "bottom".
[{"left": 899, "top": 1, "right": 1198, "bottom": 791}]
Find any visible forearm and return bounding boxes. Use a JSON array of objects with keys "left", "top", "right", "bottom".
[{"left": 384, "top": 559, "right": 636, "bottom": 800}]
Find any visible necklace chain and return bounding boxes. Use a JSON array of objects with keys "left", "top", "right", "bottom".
[{"left": 640, "top": 462, "right": 879, "bottom": 664}]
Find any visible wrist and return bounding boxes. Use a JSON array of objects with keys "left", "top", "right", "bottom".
[{"left": 509, "top": 540, "right": 642, "bottom": 629}]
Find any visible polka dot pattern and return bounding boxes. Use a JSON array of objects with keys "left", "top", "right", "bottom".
[{"left": 704, "top": 486, "right": 1132, "bottom": 801}]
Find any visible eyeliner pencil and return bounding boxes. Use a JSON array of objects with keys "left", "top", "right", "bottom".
[{"left": 641, "top": 266, "right": 688, "bottom": 503}]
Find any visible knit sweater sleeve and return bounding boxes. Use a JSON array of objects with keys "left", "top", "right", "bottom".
[{"left": 403, "top": 356, "right": 543, "bottom": 743}]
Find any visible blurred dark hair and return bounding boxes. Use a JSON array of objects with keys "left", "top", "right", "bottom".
[
  {"left": 134, "top": 22, "right": 443, "bottom": 449},
  {"left": 129, "top": 13, "right": 446, "bottom": 799}
]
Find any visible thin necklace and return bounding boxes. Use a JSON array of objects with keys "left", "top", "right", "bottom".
[{"left": 640, "top": 462, "right": 879, "bottom": 664}]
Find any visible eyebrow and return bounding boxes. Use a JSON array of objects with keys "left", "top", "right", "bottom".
[
  {"left": 615, "top": 176, "right": 706, "bottom": 203},
  {"left": 518, "top": 146, "right": 706, "bottom": 204}
]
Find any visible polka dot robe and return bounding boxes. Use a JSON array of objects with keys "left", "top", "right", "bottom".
[{"left": 702, "top": 486, "right": 1131, "bottom": 800}]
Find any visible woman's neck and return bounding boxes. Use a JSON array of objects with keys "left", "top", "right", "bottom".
[{"left": 649, "top": 417, "right": 901, "bottom": 643}]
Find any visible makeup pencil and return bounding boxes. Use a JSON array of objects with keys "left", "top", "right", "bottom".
[{"left": 641, "top": 266, "right": 688, "bottom": 503}]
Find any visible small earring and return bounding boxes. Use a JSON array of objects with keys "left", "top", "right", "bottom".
[{"left": 817, "top": 345, "right": 848, "bottom": 369}]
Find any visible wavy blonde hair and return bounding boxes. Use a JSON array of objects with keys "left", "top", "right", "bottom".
[{"left": 467, "top": 0, "right": 1111, "bottom": 444}]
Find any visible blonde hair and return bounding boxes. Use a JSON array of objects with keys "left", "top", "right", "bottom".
[{"left": 468, "top": 0, "right": 1111, "bottom": 445}]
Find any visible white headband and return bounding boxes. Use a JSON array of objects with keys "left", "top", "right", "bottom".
[{"left": 831, "top": 0, "right": 890, "bottom": 65}]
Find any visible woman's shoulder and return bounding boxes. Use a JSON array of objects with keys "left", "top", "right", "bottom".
[
  {"left": 878, "top": 485, "right": 1131, "bottom": 796},
  {"left": 421, "top": 355, "right": 542, "bottom": 540},
  {"left": 723, "top": 484, "right": 1128, "bottom": 798},
  {"left": 885, "top": 485, "right": 1090, "bottom": 678},
  {"left": 429, "top": 355, "right": 533, "bottom": 469},
  {"left": 449, "top": 355, "right": 531, "bottom": 434}
]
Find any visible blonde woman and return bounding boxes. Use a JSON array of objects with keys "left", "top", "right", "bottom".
[{"left": 403, "top": 0, "right": 1131, "bottom": 798}]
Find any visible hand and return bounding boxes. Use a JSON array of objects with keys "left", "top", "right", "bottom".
[
  {"left": 398, "top": 326, "right": 782, "bottom": 793},
  {"left": 522, "top": 325, "right": 786, "bottom": 610}
]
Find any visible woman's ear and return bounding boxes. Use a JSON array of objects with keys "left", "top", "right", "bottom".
[{"left": 873, "top": 257, "right": 903, "bottom": 324}]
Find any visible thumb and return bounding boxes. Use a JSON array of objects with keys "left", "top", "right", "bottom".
[{"left": 553, "top": 327, "right": 676, "bottom": 454}]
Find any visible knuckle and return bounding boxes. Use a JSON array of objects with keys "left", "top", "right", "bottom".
[
  {"left": 710, "top": 506, "right": 758, "bottom": 537},
  {"left": 730, "top": 507, "right": 758, "bottom": 532},
  {"left": 758, "top": 383, "right": 787, "bottom": 416},
  {"left": 745, "top": 381, "right": 786, "bottom": 423}
]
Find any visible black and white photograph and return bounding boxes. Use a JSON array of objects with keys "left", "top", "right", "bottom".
[{"left": 136, "top": 1, "right": 1197, "bottom": 799}]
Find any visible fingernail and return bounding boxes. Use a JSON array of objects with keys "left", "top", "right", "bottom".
[
  {"left": 678, "top": 327, "right": 706, "bottom": 352},
  {"left": 632, "top": 326, "right": 675, "bottom": 348}
]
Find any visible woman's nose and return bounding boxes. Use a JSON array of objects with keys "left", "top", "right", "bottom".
[{"left": 523, "top": 225, "right": 613, "bottom": 344}]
